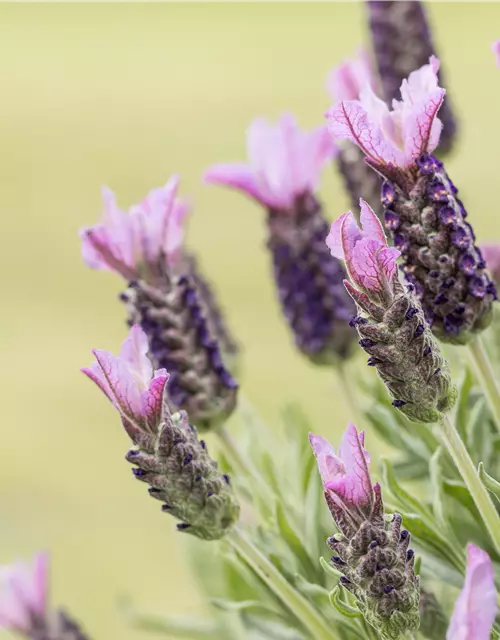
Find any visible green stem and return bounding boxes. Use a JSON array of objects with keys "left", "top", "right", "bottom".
[
  {"left": 337, "top": 361, "right": 364, "bottom": 427},
  {"left": 226, "top": 526, "right": 336, "bottom": 640},
  {"left": 440, "top": 415, "right": 500, "bottom": 555},
  {"left": 467, "top": 335, "right": 500, "bottom": 434}
]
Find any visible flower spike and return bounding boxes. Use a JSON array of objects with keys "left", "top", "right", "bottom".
[
  {"left": 205, "top": 114, "right": 356, "bottom": 364},
  {"left": 327, "top": 200, "right": 456, "bottom": 423},
  {"left": 82, "top": 326, "right": 240, "bottom": 540},
  {"left": 310, "top": 426, "right": 420, "bottom": 639}
]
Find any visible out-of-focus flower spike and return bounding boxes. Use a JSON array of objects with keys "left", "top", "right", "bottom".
[
  {"left": 326, "top": 50, "right": 383, "bottom": 219},
  {"left": 205, "top": 114, "right": 356, "bottom": 364},
  {"left": 446, "top": 544, "right": 497, "bottom": 640},
  {"left": 326, "top": 61, "right": 496, "bottom": 344},
  {"left": 0, "top": 553, "right": 89, "bottom": 639},
  {"left": 82, "top": 326, "right": 240, "bottom": 540},
  {"left": 366, "top": 0, "right": 457, "bottom": 154},
  {"left": 80, "top": 178, "right": 240, "bottom": 431},
  {"left": 327, "top": 200, "right": 457, "bottom": 422},
  {"left": 310, "top": 426, "right": 420, "bottom": 639},
  {"left": 481, "top": 243, "right": 500, "bottom": 288}
]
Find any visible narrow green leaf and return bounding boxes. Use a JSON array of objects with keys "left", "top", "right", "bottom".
[
  {"left": 443, "top": 479, "right": 478, "bottom": 516},
  {"left": 211, "top": 598, "right": 278, "bottom": 614},
  {"left": 467, "top": 397, "right": 491, "bottom": 466},
  {"left": 329, "top": 586, "right": 362, "bottom": 618},
  {"left": 320, "top": 555, "right": 343, "bottom": 580},
  {"left": 381, "top": 458, "right": 434, "bottom": 521},
  {"left": 456, "top": 367, "right": 473, "bottom": 441},
  {"left": 275, "top": 501, "right": 316, "bottom": 580},
  {"left": 478, "top": 462, "right": 500, "bottom": 505}
]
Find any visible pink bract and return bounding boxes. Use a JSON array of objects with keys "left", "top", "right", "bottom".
[
  {"left": 446, "top": 544, "right": 497, "bottom": 640},
  {"left": 326, "top": 48, "right": 375, "bottom": 101},
  {"left": 326, "top": 56, "right": 445, "bottom": 168},
  {"left": 326, "top": 199, "right": 400, "bottom": 295},
  {"left": 82, "top": 325, "right": 169, "bottom": 433},
  {"left": 204, "top": 113, "right": 336, "bottom": 210},
  {"left": 309, "top": 424, "right": 373, "bottom": 510}
]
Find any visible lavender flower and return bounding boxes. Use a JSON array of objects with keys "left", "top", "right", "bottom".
[
  {"left": 481, "top": 243, "right": 500, "bottom": 288},
  {"left": 0, "top": 553, "right": 88, "bottom": 639},
  {"left": 204, "top": 113, "right": 356, "bottom": 364},
  {"left": 327, "top": 199, "right": 456, "bottom": 422},
  {"left": 366, "top": 0, "right": 457, "bottom": 153},
  {"left": 446, "top": 544, "right": 497, "bottom": 640},
  {"left": 80, "top": 178, "right": 238, "bottom": 431},
  {"left": 310, "top": 426, "right": 420, "bottom": 639},
  {"left": 326, "top": 58, "right": 496, "bottom": 344},
  {"left": 326, "top": 50, "right": 383, "bottom": 218},
  {"left": 82, "top": 325, "right": 239, "bottom": 540}
]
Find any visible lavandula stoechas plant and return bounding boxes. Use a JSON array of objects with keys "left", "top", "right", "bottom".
[
  {"left": 327, "top": 199, "right": 456, "bottom": 423},
  {"left": 0, "top": 553, "right": 89, "bottom": 640},
  {"left": 82, "top": 325, "right": 239, "bottom": 539},
  {"left": 366, "top": 1, "right": 457, "bottom": 154},
  {"left": 310, "top": 426, "right": 420, "bottom": 640},
  {"left": 326, "top": 50, "right": 383, "bottom": 219},
  {"left": 204, "top": 114, "right": 356, "bottom": 365},
  {"left": 326, "top": 57, "right": 496, "bottom": 345},
  {"left": 80, "top": 176, "right": 238, "bottom": 432}
]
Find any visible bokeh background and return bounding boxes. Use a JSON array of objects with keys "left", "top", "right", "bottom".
[{"left": 1, "top": 1, "right": 500, "bottom": 638}]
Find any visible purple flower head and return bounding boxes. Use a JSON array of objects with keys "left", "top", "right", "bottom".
[
  {"left": 326, "top": 48, "right": 376, "bottom": 101},
  {"left": 80, "top": 175, "right": 189, "bottom": 281},
  {"left": 309, "top": 424, "right": 373, "bottom": 512},
  {"left": 326, "top": 199, "right": 400, "bottom": 298},
  {"left": 481, "top": 243, "right": 500, "bottom": 286},
  {"left": 204, "top": 113, "right": 336, "bottom": 210},
  {"left": 82, "top": 325, "right": 169, "bottom": 436},
  {"left": 446, "top": 544, "right": 497, "bottom": 640},
  {"left": 493, "top": 40, "right": 500, "bottom": 67},
  {"left": 0, "top": 552, "right": 48, "bottom": 633},
  {"left": 326, "top": 56, "right": 445, "bottom": 169}
]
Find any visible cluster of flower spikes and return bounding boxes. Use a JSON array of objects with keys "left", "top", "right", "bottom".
[
  {"left": 204, "top": 113, "right": 357, "bottom": 365},
  {"left": 366, "top": 0, "right": 457, "bottom": 154},
  {"left": 326, "top": 55, "right": 496, "bottom": 346},
  {"left": 310, "top": 427, "right": 420, "bottom": 640},
  {"left": 327, "top": 200, "right": 457, "bottom": 423},
  {"left": 82, "top": 325, "right": 240, "bottom": 539},
  {"left": 80, "top": 175, "right": 238, "bottom": 432}
]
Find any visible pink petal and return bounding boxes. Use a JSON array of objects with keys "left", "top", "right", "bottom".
[
  {"left": 119, "top": 325, "right": 153, "bottom": 387},
  {"left": 141, "top": 373, "right": 169, "bottom": 431},
  {"left": 0, "top": 587, "right": 31, "bottom": 631},
  {"left": 402, "top": 87, "right": 445, "bottom": 163},
  {"left": 204, "top": 163, "right": 264, "bottom": 204},
  {"left": 481, "top": 243, "right": 500, "bottom": 282},
  {"left": 326, "top": 100, "right": 401, "bottom": 166},
  {"left": 359, "top": 199, "right": 386, "bottom": 245},
  {"left": 326, "top": 49, "right": 374, "bottom": 101},
  {"left": 90, "top": 349, "right": 142, "bottom": 417},
  {"left": 493, "top": 40, "right": 500, "bottom": 67},
  {"left": 326, "top": 424, "right": 373, "bottom": 509},
  {"left": 446, "top": 544, "right": 497, "bottom": 640},
  {"left": 326, "top": 213, "right": 348, "bottom": 260},
  {"left": 26, "top": 553, "right": 49, "bottom": 616}
]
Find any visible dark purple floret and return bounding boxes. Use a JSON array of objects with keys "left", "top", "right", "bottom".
[
  {"left": 384, "top": 585, "right": 395, "bottom": 594},
  {"left": 267, "top": 194, "right": 356, "bottom": 364},
  {"left": 392, "top": 400, "right": 407, "bottom": 408},
  {"left": 414, "top": 324, "right": 425, "bottom": 337},
  {"left": 360, "top": 338, "right": 376, "bottom": 348},
  {"left": 132, "top": 468, "right": 146, "bottom": 477},
  {"left": 381, "top": 181, "right": 396, "bottom": 207},
  {"left": 375, "top": 154, "right": 495, "bottom": 343},
  {"left": 384, "top": 210, "right": 400, "bottom": 230},
  {"left": 366, "top": 0, "right": 457, "bottom": 154},
  {"left": 406, "top": 549, "right": 415, "bottom": 561}
]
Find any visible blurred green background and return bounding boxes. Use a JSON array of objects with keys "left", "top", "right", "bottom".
[{"left": 1, "top": 2, "right": 500, "bottom": 638}]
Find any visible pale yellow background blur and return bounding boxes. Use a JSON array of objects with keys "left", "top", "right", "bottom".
[{"left": 1, "top": 2, "right": 500, "bottom": 638}]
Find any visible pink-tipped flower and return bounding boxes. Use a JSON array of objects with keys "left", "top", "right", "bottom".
[
  {"left": 309, "top": 424, "right": 373, "bottom": 512},
  {"left": 326, "top": 48, "right": 375, "bottom": 102},
  {"left": 326, "top": 56, "right": 445, "bottom": 169},
  {"left": 493, "top": 40, "right": 500, "bottom": 67},
  {"left": 204, "top": 113, "right": 335, "bottom": 210},
  {"left": 327, "top": 198, "right": 400, "bottom": 300},
  {"left": 446, "top": 544, "right": 497, "bottom": 640},
  {"left": 0, "top": 552, "right": 48, "bottom": 633},
  {"left": 82, "top": 324, "right": 169, "bottom": 437},
  {"left": 310, "top": 426, "right": 420, "bottom": 638},
  {"left": 80, "top": 175, "right": 189, "bottom": 282}
]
